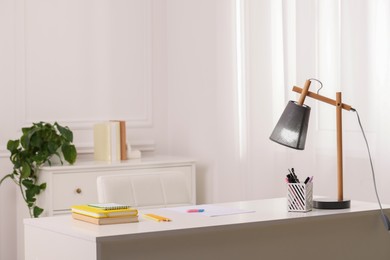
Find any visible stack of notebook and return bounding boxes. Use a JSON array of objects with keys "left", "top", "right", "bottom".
[{"left": 71, "top": 203, "right": 138, "bottom": 225}]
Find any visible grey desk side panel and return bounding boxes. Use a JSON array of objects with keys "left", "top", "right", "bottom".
[{"left": 98, "top": 210, "right": 390, "bottom": 260}]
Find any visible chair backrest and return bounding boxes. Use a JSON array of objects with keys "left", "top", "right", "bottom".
[{"left": 97, "top": 171, "right": 195, "bottom": 209}]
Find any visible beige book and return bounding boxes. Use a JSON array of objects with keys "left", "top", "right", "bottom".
[
  {"left": 72, "top": 213, "right": 138, "bottom": 225},
  {"left": 110, "top": 120, "right": 127, "bottom": 160},
  {"left": 93, "top": 122, "right": 121, "bottom": 161}
]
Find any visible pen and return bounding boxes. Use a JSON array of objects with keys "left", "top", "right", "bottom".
[
  {"left": 143, "top": 213, "right": 171, "bottom": 222},
  {"left": 187, "top": 209, "right": 205, "bottom": 213},
  {"left": 304, "top": 177, "right": 310, "bottom": 184},
  {"left": 291, "top": 168, "right": 300, "bottom": 183},
  {"left": 288, "top": 169, "right": 298, "bottom": 183}
]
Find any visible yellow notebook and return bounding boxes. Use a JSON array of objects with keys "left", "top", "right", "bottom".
[
  {"left": 71, "top": 204, "right": 138, "bottom": 218},
  {"left": 88, "top": 203, "right": 131, "bottom": 210}
]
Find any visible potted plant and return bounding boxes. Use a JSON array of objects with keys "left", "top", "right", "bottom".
[{"left": 0, "top": 122, "right": 77, "bottom": 218}]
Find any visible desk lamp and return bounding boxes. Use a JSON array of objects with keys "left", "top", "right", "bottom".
[
  {"left": 270, "top": 79, "right": 352, "bottom": 209},
  {"left": 270, "top": 79, "right": 390, "bottom": 230}
]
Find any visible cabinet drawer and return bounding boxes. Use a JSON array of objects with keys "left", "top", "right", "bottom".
[{"left": 51, "top": 172, "right": 103, "bottom": 212}]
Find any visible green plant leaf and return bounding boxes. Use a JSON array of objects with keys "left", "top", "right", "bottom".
[
  {"left": 6, "top": 140, "right": 20, "bottom": 153},
  {"left": 62, "top": 144, "right": 77, "bottom": 164},
  {"left": 21, "top": 162, "right": 31, "bottom": 178},
  {"left": 47, "top": 141, "right": 59, "bottom": 154},
  {"left": 26, "top": 187, "right": 38, "bottom": 202},
  {"left": 33, "top": 206, "right": 44, "bottom": 218},
  {"left": 25, "top": 191, "right": 36, "bottom": 203},
  {"left": 22, "top": 179, "right": 34, "bottom": 188},
  {"left": 30, "top": 133, "right": 43, "bottom": 148},
  {"left": 21, "top": 126, "right": 32, "bottom": 135},
  {"left": 55, "top": 123, "right": 73, "bottom": 142},
  {"left": 20, "top": 127, "right": 38, "bottom": 149},
  {"left": 40, "top": 183, "right": 47, "bottom": 190}
]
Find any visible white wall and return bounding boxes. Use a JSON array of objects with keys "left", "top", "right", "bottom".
[
  {"left": 165, "top": 0, "right": 218, "bottom": 203},
  {"left": 0, "top": 0, "right": 18, "bottom": 259},
  {"left": 163, "top": 0, "right": 283, "bottom": 203}
]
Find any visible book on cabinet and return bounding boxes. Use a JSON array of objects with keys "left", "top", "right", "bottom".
[
  {"left": 93, "top": 122, "right": 121, "bottom": 161},
  {"left": 93, "top": 120, "right": 129, "bottom": 161}
]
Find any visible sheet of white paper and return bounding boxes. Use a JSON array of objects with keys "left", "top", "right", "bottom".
[{"left": 167, "top": 205, "right": 255, "bottom": 217}]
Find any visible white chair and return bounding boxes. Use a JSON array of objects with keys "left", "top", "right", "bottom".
[{"left": 97, "top": 171, "right": 195, "bottom": 209}]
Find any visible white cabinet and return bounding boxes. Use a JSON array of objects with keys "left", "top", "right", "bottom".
[{"left": 18, "top": 155, "right": 196, "bottom": 260}]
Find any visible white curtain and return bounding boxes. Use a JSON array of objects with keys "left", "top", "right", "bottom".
[{"left": 229, "top": 0, "right": 390, "bottom": 203}]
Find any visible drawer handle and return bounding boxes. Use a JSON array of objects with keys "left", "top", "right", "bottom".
[{"left": 75, "top": 188, "right": 82, "bottom": 194}]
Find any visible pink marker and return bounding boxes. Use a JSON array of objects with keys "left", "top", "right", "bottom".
[{"left": 187, "top": 209, "right": 205, "bottom": 213}]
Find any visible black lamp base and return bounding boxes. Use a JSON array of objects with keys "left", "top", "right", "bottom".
[{"left": 313, "top": 198, "right": 351, "bottom": 209}]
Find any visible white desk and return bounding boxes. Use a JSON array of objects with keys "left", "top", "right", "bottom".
[{"left": 24, "top": 198, "right": 390, "bottom": 260}]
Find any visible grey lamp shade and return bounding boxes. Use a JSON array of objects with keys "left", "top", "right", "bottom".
[{"left": 269, "top": 101, "right": 311, "bottom": 150}]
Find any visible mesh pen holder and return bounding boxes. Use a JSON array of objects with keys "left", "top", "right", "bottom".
[{"left": 287, "top": 182, "right": 313, "bottom": 212}]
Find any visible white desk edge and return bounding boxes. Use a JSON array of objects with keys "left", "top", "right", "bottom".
[{"left": 24, "top": 198, "right": 390, "bottom": 243}]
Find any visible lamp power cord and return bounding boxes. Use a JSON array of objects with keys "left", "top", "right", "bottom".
[{"left": 351, "top": 108, "right": 390, "bottom": 231}]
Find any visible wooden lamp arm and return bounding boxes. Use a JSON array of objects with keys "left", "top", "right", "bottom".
[
  {"left": 293, "top": 81, "right": 354, "bottom": 204},
  {"left": 292, "top": 86, "right": 353, "bottom": 111},
  {"left": 297, "top": 80, "right": 312, "bottom": 106}
]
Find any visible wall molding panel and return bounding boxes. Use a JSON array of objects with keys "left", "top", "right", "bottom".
[{"left": 16, "top": 0, "right": 153, "bottom": 131}]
